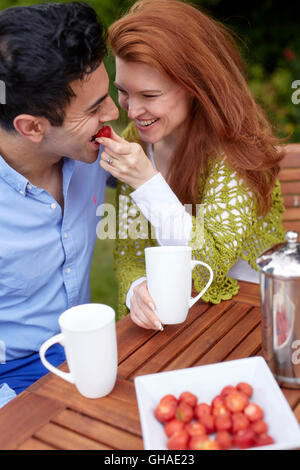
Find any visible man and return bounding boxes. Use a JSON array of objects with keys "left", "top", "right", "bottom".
[{"left": 0, "top": 2, "right": 118, "bottom": 404}]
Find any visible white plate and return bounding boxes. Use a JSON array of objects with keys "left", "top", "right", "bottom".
[{"left": 134, "top": 357, "right": 300, "bottom": 450}]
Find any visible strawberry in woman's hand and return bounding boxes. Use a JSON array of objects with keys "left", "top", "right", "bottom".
[{"left": 95, "top": 125, "right": 111, "bottom": 139}]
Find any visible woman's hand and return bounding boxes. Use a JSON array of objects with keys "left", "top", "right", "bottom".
[
  {"left": 129, "top": 280, "right": 163, "bottom": 330},
  {"left": 97, "top": 128, "right": 158, "bottom": 189}
]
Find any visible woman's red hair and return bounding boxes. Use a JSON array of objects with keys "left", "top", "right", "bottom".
[{"left": 108, "top": 0, "right": 284, "bottom": 215}]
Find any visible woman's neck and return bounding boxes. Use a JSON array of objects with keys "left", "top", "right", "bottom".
[{"left": 152, "top": 134, "right": 178, "bottom": 179}]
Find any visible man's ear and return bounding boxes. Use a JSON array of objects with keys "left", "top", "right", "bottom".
[{"left": 13, "top": 115, "right": 50, "bottom": 142}]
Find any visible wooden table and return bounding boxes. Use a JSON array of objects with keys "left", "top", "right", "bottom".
[{"left": 1, "top": 281, "right": 300, "bottom": 450}]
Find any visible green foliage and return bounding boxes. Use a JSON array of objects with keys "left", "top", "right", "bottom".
[
  {"left": 90, "top": 187, "right": 118, "bottom": 311},
  {"left": 0, "top": 0, "right": 134, "bottom": 25},
  {"left": 90, "top": 236, "right": 118, "bottom": 311},
  {"left": 189, "top": 0, "right": 300, "bottom": 141}
]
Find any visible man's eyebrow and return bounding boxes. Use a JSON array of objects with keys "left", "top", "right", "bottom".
[{"left": 85, "top": 93, "right": 108, "bottom": 112}]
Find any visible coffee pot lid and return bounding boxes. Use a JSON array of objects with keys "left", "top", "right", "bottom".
[{"left": 256, "top": 231, "right": 300, "bottom": 279}]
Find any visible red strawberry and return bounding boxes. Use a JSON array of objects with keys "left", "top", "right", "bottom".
[{"left": 95, "top": 125, "right": 111, "bottom": 139}]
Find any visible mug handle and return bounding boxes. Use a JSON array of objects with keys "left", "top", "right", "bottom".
[
  {"left": 39, "top": 333, "right": 75, "bottom": 384},
  {"left": 189, "top": 260, "right": 214, "bottom": 308}
]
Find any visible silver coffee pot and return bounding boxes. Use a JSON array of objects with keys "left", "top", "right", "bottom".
[{"left": 257, "top": 231, "right": 300, "bottom": 388}]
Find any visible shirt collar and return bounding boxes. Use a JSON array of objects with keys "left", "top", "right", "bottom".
[
  {"left": 0, "top": 155, "right": 29, "bottom": 196},
  {"left": 0, "top": 155, "right": 76, "bottom": 197}
]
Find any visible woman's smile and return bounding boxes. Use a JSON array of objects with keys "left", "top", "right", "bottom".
[{"left": 135, "top": 118, "right": 159, "bottom": 130}]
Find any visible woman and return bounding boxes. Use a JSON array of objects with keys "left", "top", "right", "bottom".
[{"left": 98, "top": 0, "right": 285, "bottom": 329}]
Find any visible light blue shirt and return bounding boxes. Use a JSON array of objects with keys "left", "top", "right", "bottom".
[
  {"left": 0, "top": 152, "right": 109, "bottom": 361},
  {"left": 0, "top": 383, "right": 16, "bottom": 407}
]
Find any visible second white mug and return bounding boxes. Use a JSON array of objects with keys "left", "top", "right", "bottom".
[
  {"left": 39, "top": 303, "right": 118, "bottom": 399},
  {"left": 145, "top": 246, "right": 213, "bottom": 324}
]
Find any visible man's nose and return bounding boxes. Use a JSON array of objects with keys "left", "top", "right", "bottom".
[{"left": 101, "top": 96, "right": 119, "bottom": 122}]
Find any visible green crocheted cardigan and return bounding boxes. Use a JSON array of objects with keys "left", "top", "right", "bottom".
[{"left": 114, "top": 122, "right": 286, "bottom": 320}]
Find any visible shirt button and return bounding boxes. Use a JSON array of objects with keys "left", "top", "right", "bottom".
[
  {"left": 51, "top": 203, "right": 57, "bottom": 209},
  {"left": 19, "top": 190, "right": 24, "bottom": 195},
  {"left": 63, "top": 232, "right": 68, "bottom": 239},
  {"left": 27, "top": 184, "right": 32, "bottom": 190},
  {"left": 66, "top": 268, "right": 71, "bottom": 274}
]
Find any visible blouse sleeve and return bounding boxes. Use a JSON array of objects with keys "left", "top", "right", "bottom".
[{"left": 130, "top": 172, "right": 193, "bottom": 245}]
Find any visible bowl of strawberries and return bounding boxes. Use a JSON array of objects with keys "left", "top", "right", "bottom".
[{"left": 134, "top": 357, "right": 300, "bottom": 450}]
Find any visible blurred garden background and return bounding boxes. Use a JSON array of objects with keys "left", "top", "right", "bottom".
[{"left": 1, "top": 0, "right": 299, "bottom": 314}]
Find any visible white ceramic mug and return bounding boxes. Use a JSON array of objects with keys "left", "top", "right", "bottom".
[
  {"left": 39, "top": 303, "right": 118, "bottom": 399},
  {"left": 145, "top": 246, "right": 213, "bottom": 324}
]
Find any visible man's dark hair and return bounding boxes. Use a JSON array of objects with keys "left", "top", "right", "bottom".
[{"left": 0, "top": 2, "right": 107, "bottom": 131}]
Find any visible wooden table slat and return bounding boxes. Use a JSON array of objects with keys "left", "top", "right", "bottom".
[
  {"left": 293, "top": 401, "right": 300, "bottom": 422},
  {"left": 162, "top": 302, "right": 252, "bottom": 373},
  {"left": 32, "top": 380, "right": 142, "bottom": 436},
  {"left": 235, "top": 282, "right": 261, "bottom": 306},
  {"left": 118, "top": 300, "right": 216, "bottom": 379},
  {"left": 17, "top": 437, "right": 57, "bottom": 450},
  {"left": 0, "top": 391, "right": 64, "bottom": 450},
  {"left": 31, "top": 374, "right": 137, "bottom": 407},
  {"left": 194, "top": 306, "right": 261, "bottom": 366},
  {"left": 117, "top": 318, "right": 157, "bottom": 363},
  {"left": 225, "top": 324, "right": 262, "bottom": 361},
  {"left": 52, "top": 408, "right": 143, "bottom": 450},
  {"left": 34, "top": 422, "right": 111, "bottom": 450},
  {"left": 281, "top": 388, "right": 300, "bottom": 411}
]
